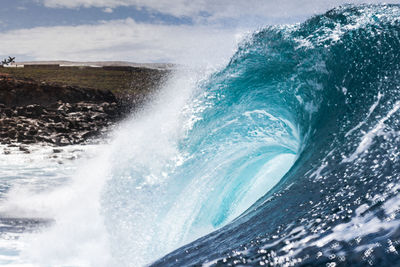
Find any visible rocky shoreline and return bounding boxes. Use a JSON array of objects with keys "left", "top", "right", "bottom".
[{"left": 0, "top": 74, "right": 128, "bottom": 150}]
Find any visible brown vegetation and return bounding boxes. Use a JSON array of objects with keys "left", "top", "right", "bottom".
[{"left": 0, "top": 66, "right": 169, "bottom": 101}]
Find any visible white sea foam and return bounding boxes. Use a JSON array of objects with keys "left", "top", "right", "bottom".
[{"left": 343, "top": 101, "right": 400, "bottom": 163}]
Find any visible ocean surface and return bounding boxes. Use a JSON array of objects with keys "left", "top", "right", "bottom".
[{"left": 0, "top": 4, "right": 400, "bottom": 266}]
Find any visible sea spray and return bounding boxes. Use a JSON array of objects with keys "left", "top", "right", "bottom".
[{"left": 2, "top": 69, "right": 196, "bottom": 266}]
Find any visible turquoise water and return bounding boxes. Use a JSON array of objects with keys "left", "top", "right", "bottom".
[{"left": 154, "top": 4, "right": 400, "bottom": 266}]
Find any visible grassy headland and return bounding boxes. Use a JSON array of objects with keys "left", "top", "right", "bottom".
[{"left": 0, "top": 65, "right": 170, "bottom": 100}]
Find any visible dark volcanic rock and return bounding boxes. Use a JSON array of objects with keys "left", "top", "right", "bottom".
[{"left": 0, "top": 75, "right": 126, "bottom": 146}]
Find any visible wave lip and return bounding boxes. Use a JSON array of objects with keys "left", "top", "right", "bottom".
[{"left": 152, "top": 4, "right": 400, "bottom": 266}]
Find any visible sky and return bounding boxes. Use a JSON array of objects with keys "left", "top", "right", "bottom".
[{"left": 0, "top": 0, "right": 398, "bottom": 64}]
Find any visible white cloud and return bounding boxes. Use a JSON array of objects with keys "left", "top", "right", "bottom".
[
  {"left": 102, "top": 7, "right": 113, "bottom": 13},
  {"left": 39, "top": 0, "right": 397, "bottom": 23},
  {"left": 4, "top": 1, "right": 396, "bottom": 64},
  {"left": 0, "top": 18, "right": 239, "bottom": 65}
]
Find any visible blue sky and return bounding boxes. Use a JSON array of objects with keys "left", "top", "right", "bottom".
[
  {"left": 0, "top": 0, "right": 397, "bottom": 64},
  {"left": 0, "top": 0, "right": 193, "bottom": 31}
]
